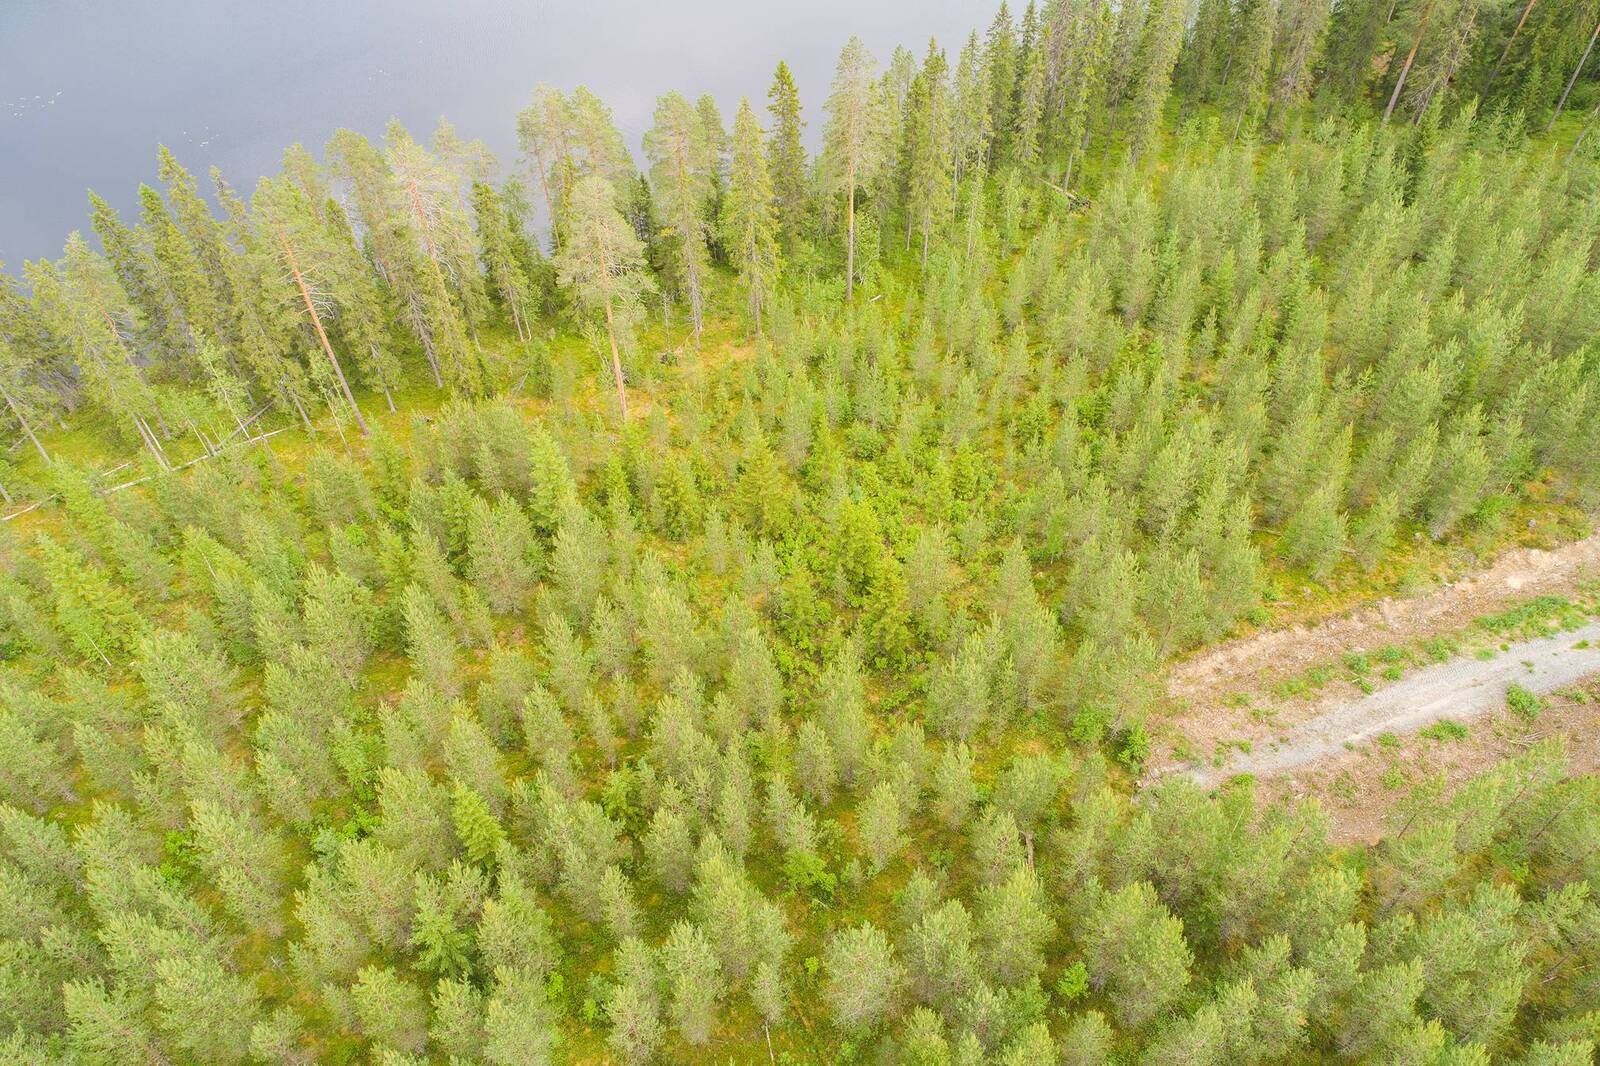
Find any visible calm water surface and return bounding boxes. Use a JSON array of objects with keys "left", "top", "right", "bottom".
[{"left": 0, "top": 0, "right": 999, "bottom": 264}]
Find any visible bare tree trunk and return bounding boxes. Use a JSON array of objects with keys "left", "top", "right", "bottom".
[
  {"left": 1566, "top": 97, "right": 1600, "bottom": 163},
  {"left": 1548, "top": 19, "right": 1600, "bottom": 132},
  {"left": 133, "top": 416, "right": 169, "bottom": 470},
  {"left": 290, "top": 392, "right": 315, "bottom": 434},
  {"left": 1483, "top": 0, "right": 1539, "bottom": 94},
  {"left": 845, "top": 177, "right": 857, "bottom": 303},
  {"left": 0, "top": 383, "right": 50, "bottom": 465},
  {"left": 407, "top": 292, "right": 444, "bottom": 387},
  {"left": 140, "top": 415, "right": 172, "bottom": 466},
  {"left": 1384, "top": 0, "right": 1439, "bottom": 123},
  {"left": 532, "top": 148, "right": 560, "bottom": 253},
  {"left": 281, "top": 236, "right": 370, "bottom": 436},
  {"left": 602, "top": 296, "right": 629, "bottom": 419},
  {"left": 185, "top": 416, "right": 216, "bottom": 458}
]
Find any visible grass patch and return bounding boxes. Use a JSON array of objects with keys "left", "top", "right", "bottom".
[
  {"left": 1420, "top": 719, "right": 1470, "bottom": 742},
  {"left": 1475, "top": 595, "right": 1588, "bottom": 640},
  {"left": 1420, "top": 636, "right": 1458, "bottom": 663},
  {"left": 1505, "top": 683, "right": 1543, "bottom": 722}
]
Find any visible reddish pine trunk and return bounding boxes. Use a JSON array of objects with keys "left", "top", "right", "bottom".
[
  {"left": 1383, "top": 0, "right": 1439, "bottom": 123},
  {"left": 602, "top": 296, "right": 629, "bottom": 419},
  {"left": 280, "top": 235, "right": 370, "bottom": 436},
  {"left": 845, "top": 174, "right": 857, "bottom": 303},
  {"left": 1483, "top": 0, "right": 1540, "bottom": 94}
]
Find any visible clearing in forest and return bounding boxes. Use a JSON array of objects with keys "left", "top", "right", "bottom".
[{"left": 1152, "top": 532, "right": 1600, "bottom": 831}]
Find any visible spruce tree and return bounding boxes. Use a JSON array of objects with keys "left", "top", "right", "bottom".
[
  {"left": 766, "top": 62, "right": 808, "bottom": 248},
  {"left": 645, "top": 92, "right": 715, "bottom": 349},
  {"left": 722, "top": 98, "right": 782, "bottom": 335}
]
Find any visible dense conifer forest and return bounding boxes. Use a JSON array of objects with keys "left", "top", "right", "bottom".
[{"left": 1, "top": 1, "right": 1599, "bottom": 1063}]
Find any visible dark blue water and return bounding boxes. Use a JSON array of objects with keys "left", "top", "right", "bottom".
[{"left": 0, "top": 0, "right": 998, "bottom": 266}]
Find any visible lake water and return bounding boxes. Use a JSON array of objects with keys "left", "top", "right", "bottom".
[{"left": 0, "top": 0, "right": 1000, "bottom": 266}]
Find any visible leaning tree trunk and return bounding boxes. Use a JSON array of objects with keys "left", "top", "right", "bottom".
[
  {"left": 0, "top": 382, "right": 50, "bottom": 465},
  {"left": 280, "top": 236, "right": 370, "bottom": 436},
  {"left": 1483, "top": 0, "right": 1539, "bottom": 94},
  {"left": 405, "top": 291, "right": 444, "bottom": 387},
  {"left": 602, "top": 296, "right": 629, "bottom": 420},
  {"left": 132, "top": 414, "right": 170, "bottom": 470},
  {"left": 1384, "top": 0, "right": 1439, "bottom": 123},
  {"left": 1548, "top": 18, "right": 1600, "bottom": 132},
  {"left": 1566, "top": 97, "right": 1600, "bottom": 163}
]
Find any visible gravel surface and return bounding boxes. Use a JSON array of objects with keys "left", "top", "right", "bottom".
[{"left": 1188, "top": 620, "right": 1600, "bottom": 786}]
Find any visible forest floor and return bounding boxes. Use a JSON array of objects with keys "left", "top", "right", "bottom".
[{"left": 1148, "top": 531, "right": 1600, "bottom": 839}]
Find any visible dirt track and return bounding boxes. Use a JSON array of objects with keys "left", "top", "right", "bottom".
[
  {"left": 1187, "top": 620, "right": 1600, "bottom": 786},
  {"left": 1169, "top": 533, "right": 1600, "bottom": 708},
  {"left": 1154, "top": 532, "right": 1600, "bottom": 771}
]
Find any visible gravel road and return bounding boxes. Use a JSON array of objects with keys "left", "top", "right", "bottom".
[{"left": 1189, "top": 620, "right": 1600, "bottom": 786}]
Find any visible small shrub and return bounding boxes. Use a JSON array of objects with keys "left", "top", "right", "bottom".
[
  {"left": 1505, "top": 683, "right": 1543, "bottom": 722},
  {"left": 1054, "top": 961, "right": 1089, "bottom": 1004},
  {"left": 1115, "top": 722, "right": 1150, "bottom": 773},
  {"left": 1421, "top": 636, "right": 1456, "bottom": 663},
  {"left": 1420, "top": 719, "right": 1469, "bottom": 742}
]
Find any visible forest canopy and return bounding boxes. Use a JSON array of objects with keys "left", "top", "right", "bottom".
[{"left": 0, "top": 1, "right": 1599, "bottom": 1064}]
